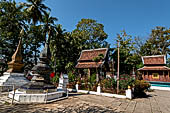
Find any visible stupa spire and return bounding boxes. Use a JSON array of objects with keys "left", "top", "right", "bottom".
[{"left": 7, "top": 29, "right": 24, "bottom": 72}]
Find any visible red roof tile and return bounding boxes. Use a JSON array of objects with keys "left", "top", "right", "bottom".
[
  {"left": 138, "top": 66, "right": 170, "bottom": 71},
  {"left": 142, "top": 55, "right": 165, "bottom": 65},
  {"left": 78, "top": 48, "right": 108, "bottom": 61}
]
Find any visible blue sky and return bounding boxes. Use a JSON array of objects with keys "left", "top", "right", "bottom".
[{"left": 15, "top": 0, "right": 170, "bottom": 46}]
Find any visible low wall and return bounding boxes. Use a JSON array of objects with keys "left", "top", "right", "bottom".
[
  {"left": 68, "top": 83, "right": 130, "bottom": 99},
  {"left": 151, "top": 86, "right": 170, "bottom": 91}
]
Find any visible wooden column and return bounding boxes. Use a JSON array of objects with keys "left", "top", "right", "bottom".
[
  {"left": 142, "top": 71, "right": 144, "bottom": 79},
  {"left": 163, "top": 71, "right": 165, "bottom": 81},
  {"left": 78, "top": 69, "right": 81, "bottom": 78},
  {"left": 168, "top": 71, "right": 170, "bottom": 80},
  {"left": 88, "top": 68, "right": 90, "bottom": 78}
]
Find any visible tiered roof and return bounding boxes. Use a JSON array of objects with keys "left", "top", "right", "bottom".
[{"left": 138, "top": 55, "right": 170, "bottom": 71}]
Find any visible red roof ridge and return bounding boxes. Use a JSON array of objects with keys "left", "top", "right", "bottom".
[{"left": 81, "top": 48, "right": 108, "bottom": 52}]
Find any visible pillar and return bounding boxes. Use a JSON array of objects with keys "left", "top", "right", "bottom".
[
  {"left": 76, "top": 83, "right": 79, "bottom": 91},
  {"left": 163, "top": 71, "right": 165, "bottom": 81},
  {"left": 78, "top": 69, "right": 81, "bottom": 78},
  {"left": 97, "top": 83, "right": 101, "bottom": 94},
  {"left": 168, "top": 71, "right": 170, "bottom": 80},
  {"left": 88, "top": 68, "right": 90, "bottom": 78},
  {"left": 142, "top": 71, "right": 144, "bottom": 79},
  {"left": 126, "top": 87, "right": 133, "bottom": 99}
]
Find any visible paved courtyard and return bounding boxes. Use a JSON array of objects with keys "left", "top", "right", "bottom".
[{"left": 0, "top": 90, "right": 170, "bottom": 113}]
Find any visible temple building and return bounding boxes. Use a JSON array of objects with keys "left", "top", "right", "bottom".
[
  {"left": 138, "top": 55, "right": 170, "bottom": 82},
  {"left": 75, "top": 48, "right": 110, "bottom": 77}
]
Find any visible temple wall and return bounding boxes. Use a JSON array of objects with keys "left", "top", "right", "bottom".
[{"left": 143, "top": 71, "right": 170, "bottom": 82}]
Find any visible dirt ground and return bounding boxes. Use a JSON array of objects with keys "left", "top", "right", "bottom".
[{"left": 0, "top": 90, "right": 170, "bottom": 113}]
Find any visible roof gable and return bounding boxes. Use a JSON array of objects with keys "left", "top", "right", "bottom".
[
  {"left": 142, "top": 55, "right": 166, "bottom": 65},
  {"left": 76, "top": 48, "right": 108, "bottom": 68},
  {"left": 78, "top": 48, "right": 108, "bottom": 61}
]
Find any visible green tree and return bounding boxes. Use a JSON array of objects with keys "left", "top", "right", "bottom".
[
  {"left": 24, "top": 25, "right": 44, "bottom": 66},
  {"left": 22, "top": 0, "right": 50, "bottom": 64},
  {"left": 0, "top": 0, "right": 25, "bottom": 70},
  {"left": 50, "top": 25, "right": 70, "bottom": 73},
  {"left": 113, "top": 31, "right": 139, "bottom": 74},
  {"left": 72, "top": 18, "right": 108, "bottom": 50},
  {"left": 140, "top": 26, "right": 170, "bottom": 56},
  {"left": 42, "top": 12, "right": 58, "bottom": 41},
  {"left": 22, "top": 0, "right": 50, "bottom": 25}
]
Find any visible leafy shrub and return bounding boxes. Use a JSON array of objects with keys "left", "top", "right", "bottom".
[
  {"left": 100, "top": 77, "right": 117, "bottom": 93},
  {"left": 88, "top": 73, "right": 96, "bottom": 84},
  {"left": 134, "top": 80, "right": 151, "bottom": 97},
  {"left": 77, "top": 74, "right": 98, "bottom": 91},
  {"left": 119, "top": 75, "right": 135, "bottom": 90},
  {"left": 67, "top": 82, "right": 76, "bottom": 89},
  {"left": 51, "top": 73, "right": 59, "bottom": 83},
  {"left": 78, "top": 83, "right": 89, "bottom": 90},
  {"left": 67, "top": 71, "right": 77, "bottom": 89},
  {"left": 68, "top": 71, "right": 76, "bottom": 83}
]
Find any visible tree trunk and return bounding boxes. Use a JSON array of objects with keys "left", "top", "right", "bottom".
[{"left": 34, "top": 45, "right": 37, "bottom": 65}]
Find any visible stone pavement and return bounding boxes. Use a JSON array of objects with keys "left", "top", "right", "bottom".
[{"left": 0, "top": 90, "right": 170, "bottom": 113}]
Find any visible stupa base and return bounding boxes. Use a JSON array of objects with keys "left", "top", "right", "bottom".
[
  {"left": 0, "top": 72, "right": 29, "bottom": 92},
  {"left": 8, "top": 89, "right": 67, "bottom": 104}
]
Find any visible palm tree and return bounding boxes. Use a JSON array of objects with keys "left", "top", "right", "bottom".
[
  {"left": 22, "top": 0, "right": 51, "bottom": 64},
  {"left": 42, "top": 12, "right": 58, "bottom": 41},
  {"left": 23, "top": 0, "right": 51, "bottom": 25},
  {"left": 50, "top": 24, "right": 66, "bottom": 74}
]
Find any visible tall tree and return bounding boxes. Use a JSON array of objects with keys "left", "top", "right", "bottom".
[
  {"left": 113, "top": 31, "right": 140, "bottom": 74},
  {"left": 24, "top": 25, "right": 44, "bottom": 67},
  {"left": 140, "top": 26, "right": 170, "bottom": 56},
  {"left": 50, "top": 24, "right": 66, "bottom": 73},
  {"left": 41, "top": 12, "right": 58, "bottom": 47},
  {"left": 23, "top": 0, "right": 50, "bottom": 25},
  {"left": 0, "top": 0, "right": 25, "bottom": 66},
  {"left": 22, "top": 0, "right": 51, "bottom": 64},
  {"left": 72, "top": 18, "right": 108, "bottom": 50}
]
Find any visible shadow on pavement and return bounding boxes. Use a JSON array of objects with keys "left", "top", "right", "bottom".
[{"left": 68, "top": 93, "right": 88, "bottom": 97}]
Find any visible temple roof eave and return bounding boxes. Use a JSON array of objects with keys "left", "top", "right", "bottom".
[
  {"left": 138, "top": 66, "right": 170, "bottom": 71},
  {"left": 75, "top": 61, "right": 104, "bottom": 69}
]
